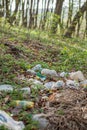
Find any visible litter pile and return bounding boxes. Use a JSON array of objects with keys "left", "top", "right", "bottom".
[{"left": 0, "top": 64, "right": 87, "bottom": 130}]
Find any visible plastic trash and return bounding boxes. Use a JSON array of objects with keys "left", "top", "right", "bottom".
[
  {"left": 27, "top": 69, "right": 36, "bottom": 76},
  {"left": 32, "top": 64, "right": 42, "bottom": 72},
  {"left": 0, "top": 85, "right": 13, "bottom": 91},
  {"left": 32, "top": 114, "right": 49, "bottom": 130},
  {"left": 36, "top": 72, "right": 46, "bottom": 81},
  {"left": 44, "top": 82, "right": 55, "bottom": 90},
  {"left": 80, "top": 80, "right": 87, "bottom": 87},
  {"left": 0, "top": 110, "right": 25, "bottom": 130},
  {"left": 41, "top": 69, "right": 58, "bottom": 78},
  {"left": 66, "top": 80, "right": 79, "bottom": 89},
  {"left": 69, "top": 71, "right": 85, "bottom": 81},
  {"left": 20, "top": 87, "right": 31, "bottom": 95},
  {"left": 52, "top": 80, "right": 65, "bottom": 89},
  {"left": 28, "top": 78, "right": 43, "bottom": 85},
  {"left": 60, "top": 72, "right": 68, "bottom": 78},
  {"left": 15, "top": 100, "right": 34, "bottom": 108}
]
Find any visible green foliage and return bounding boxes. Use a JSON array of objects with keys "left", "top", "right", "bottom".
[
  {"left": 19, "top": 112, "right": 39, "bottom": 130},
  {"left": 17, "top": 59, "right": 31, "bottom": 70},
  {"left": 0, "top": 125, "right": 8, "bottom": 130},
  {"left": 50, "top": 14, "right": 60, "bottom": 33},
  {"left": 31, "top": 84, "right": 44, "bottom": 98}
]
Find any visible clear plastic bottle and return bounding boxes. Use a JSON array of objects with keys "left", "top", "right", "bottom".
[{"left": 0, "top": 110, "right": 25, "bottom": 130}]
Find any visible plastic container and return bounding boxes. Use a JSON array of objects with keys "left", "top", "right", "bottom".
[
  {"left": 36, "top": 72, "right": 46, "bottom": 81},
  {"left": 0, "top": 110, "right": 25, "bottom": 130},
  {"left": 32, "top": 64, "right": 42, "bottom": 72},
  {"left": 15, "top": 100, "right": 34, "bottom": 108},
  {"left": 0, "top": 84, "right": 13, "bottom": 91}
]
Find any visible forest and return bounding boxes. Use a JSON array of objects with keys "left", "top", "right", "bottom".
[
  {"left": 0, "top": 0, "right": 87, "bottom": 37},
  {"left": 0, "top": 0, "right": 87, "bottom": 130}
]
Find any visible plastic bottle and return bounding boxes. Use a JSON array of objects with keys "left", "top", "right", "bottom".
[
  {"left": 15, "top": 100, "right": 34, "bottom": 108},
  {"left": 0, "top": 110, "right": 25, "bottom": 130}
]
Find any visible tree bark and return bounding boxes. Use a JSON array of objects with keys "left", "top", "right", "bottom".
[
  {"left": 6, "top": 0, "right": 10, "bottom": 19},
  {"left": 29, "top": 0, "right": 33, "bottom": 28},
  {"left": 0, "top": 0, "right": 4, "bottom": 17},
  {"left": 64, "top": 1, "right": 87, "bottom": 38},
  {"left": 10, "top": 0, "right": 20, "bottom": 24},
  {"left": 51, "top": 0, "right": 64, "bottom": 33},
  {"left": 34, "top": 0, "right": 39, "bottom": 28}
]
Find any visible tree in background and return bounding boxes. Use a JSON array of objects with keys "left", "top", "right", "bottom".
[
  {"left": 64, "top": 1, "right": 87, "bottom": 37},
  {"left": 0, "top": 0, "right": 87, "bottom": 38},
  {"left": 51, "top": 0, "right": 64, "bottom": 33}
]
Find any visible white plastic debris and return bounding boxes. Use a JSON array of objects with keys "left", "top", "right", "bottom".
[
  {"left": 0, "top": 85, "right": 13, "bottom": 91},
  {"left": 20, "top": 87, "right": 31, "bottom": 94},
  {"left": 27, "top": 69, "right": 36, "bottom": 75},
  {"left": 60, "top": 72, "right": 68, "bottom": 78},
  {"left": 52, "top": 80, "right": 65, "bottom": 89},
  {"left": 32, "top": 64, "right": 42, "bottom": 72},
  {"left": 29, "top": 79, "right": 43, "bottom": 85},
  {"left": 41, "top": 69, "right": 58, "bottom": 78},
  {"left": 80, "top": 80, "right": 87, "bottom": 87},
  {"left": 33, "top": 114, "right": 49, "bottom": 130},
  {"left": 69, "top": 71, "right": 85, "bottom": 81},
  {"left": 66, "top": 80, "right": 79, "bottom": 89},
  {"left": 44, "top": 82, "right": 55, "bottom": 90},
  {"left": 0, "top": 110, "right": 25, "bottom": 130}
]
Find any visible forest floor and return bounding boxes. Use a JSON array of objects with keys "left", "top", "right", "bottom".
[{"left": 0, "top": 26, "right": 87, "bottom": 130}]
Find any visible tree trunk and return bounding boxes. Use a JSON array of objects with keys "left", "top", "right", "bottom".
[
  {"left": 42, "top": 0, "right": 50, "bottom": 29},
  {"left": 34, "top": 0, "right": 39, "bottom": 28},
  {"left": 51, "top": 0, "right": 64, "bottom": 33},
  {"left": 23, "top": 0, "right": 28, "bottom": 27},
  {"left": 77, "top": 0, "right": 81, "bottom": 37},
  {"left": 10, "top": 0, "right": 20, "bottom": 24},
  {"left": 0, "top": 0, "right": 4, "bottom": 17},
  {"left": 64, "top": 1, "right": 87, "bottom": 38},
  {"left": 67, "top": 0, "right": 73, "bottom": 28},
  {"left": 22, "top": 0, "right": 24, "bottom": 26},
  {"left": 6, "top": 0, "right": 10, "bottom": 20},
  {"left": 85, "top": 0, "right": 87, "bottom": 37},
  {"left": 29, "top": 0, "right": 33, "bottom": 28}
]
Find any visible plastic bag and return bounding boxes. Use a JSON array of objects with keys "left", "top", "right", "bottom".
[{"left": 0, "top": 110, "right": 25, "bottom": 130}]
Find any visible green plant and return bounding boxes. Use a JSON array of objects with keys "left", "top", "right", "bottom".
[
  {"left": 19, "top": 112, "right": 39, "bottom": 130},
  {"left": 0, "top": 125, "right": 8, "bottom": 130}
]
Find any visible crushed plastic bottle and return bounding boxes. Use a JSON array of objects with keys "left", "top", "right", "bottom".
[
  {"left": 66, "top": 80, "right": 79, "bottom": 89},
  {"left": 36, "top": 72, "right": 46, "bottom": 81},
  {"left": 44, "top": 82, "right": 55, "bottom": 90},
  {"left": 60, "top": 72, "right": 68, "bottom": 78},
  {"left": 27, "top": 69, "right": 36, "bottom": 76},
  {"left": 0, "top": 84, "right": 13, "bottom": 91},
  {"left": 20, "top": 87, "right": 31, "bottom": 95},
  {"left": 52, "top": 80, "right": 65, "bottom": 89},
  {"left": 80, "top": 80, "right": 87, "bottom": 87},
  {"left": 15, "top": 100, "right": 34, "bottom": 108},
  {"left": 32, "top": 114, "right": 49, "bottom": 130},
  {"left": 69, "top": 71, "right": 85, "bottom": 81},
  {"left": 0, "top": 110, "right": 25, "bottom": 130},
  {"left": 32, "top": 64, "right": 42, "bottom": 72},
  {"left": 28, "top": 78, "right": 43, "bottom": 85},
  {"left": 41, "top": 69, "right": 58, "bottom": 78}
]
